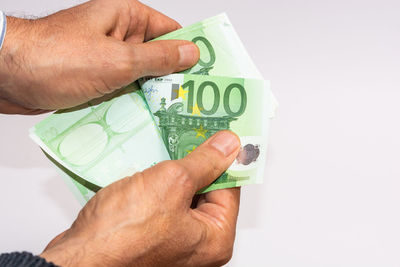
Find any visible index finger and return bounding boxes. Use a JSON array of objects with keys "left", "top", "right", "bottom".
[{"left": 196, "top": 187, "right": 241, "bottom": 230}]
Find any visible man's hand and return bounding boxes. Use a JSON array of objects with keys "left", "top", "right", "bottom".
[
  {"left": 40, "top": 131, "right": 241, "bottom": 267},
  {"left": 0, "top": 0, "right": 199, "bottom": 114}
]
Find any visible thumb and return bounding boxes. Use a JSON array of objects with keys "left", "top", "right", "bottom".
[
  {"left": 131, "top": 40, "right": 199, "bottom": 78},
  {"left": 180, "top": 131, "right": 241, "bottom": 193},
  {"left": 139, "top": 131, "right": 240, "bottom": 205}
]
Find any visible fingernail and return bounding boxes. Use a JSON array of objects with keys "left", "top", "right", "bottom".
[
  {"left": 179, "top": 44, "right": 198, "bottom": 68},
  {"left": 209, "top": 131, "right": 240, "bottom": 157}
]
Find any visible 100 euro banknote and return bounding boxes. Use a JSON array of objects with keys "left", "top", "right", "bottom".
[
  {"left": 154, "top": 13, "right": 277, "bottom": 116},
  {"left": 141, "top": 74, "right": 272, "bottom": 192}
]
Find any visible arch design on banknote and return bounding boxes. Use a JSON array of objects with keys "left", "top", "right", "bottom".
[{"left": 154, "top": 98, "right": 237, "bottom": 161}]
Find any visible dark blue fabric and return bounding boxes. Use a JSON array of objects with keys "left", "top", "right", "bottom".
[{"left": 0, "top": 252, "right": 58, "bottom": 267}]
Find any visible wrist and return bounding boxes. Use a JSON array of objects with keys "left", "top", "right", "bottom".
[
  {"left": 40, "top": 228, "right": 153, "bottom": 267},
  {"left": 0, "top": 16, "right": 17, "bottom": 80},
  {"left": 0, "top": 16, "right": 25, "bottom": 82},
  {"left": 0, "top": 16, "right": 34, "bottom": 106},
  {"left": 40, "top": 234, "right": 124, "bottom": 267},
  {"left": 40, "top": 236, "right": 93, "bottom": 267}
]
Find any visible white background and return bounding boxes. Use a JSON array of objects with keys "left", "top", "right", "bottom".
[{"left": 1, "top": 0, "right": 400, "bottom": 266}]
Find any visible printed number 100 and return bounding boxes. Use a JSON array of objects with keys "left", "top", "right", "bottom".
[{"left": 182, "top": 80, "right": 247, "bottom": 117}]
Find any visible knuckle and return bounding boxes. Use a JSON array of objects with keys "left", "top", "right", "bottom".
[
  {"left": 160, "top": 161, "right": 185, "bottom": 176},
  {"left": 120, "top": 50, "right": 136, "bottom": 75},
  {"left": 118, "top": 63, "right": 135, "bottom": 82},
  {"left": 160, "top": 161, "right": 193, "bottom": 190},
  {"left": 158, "top": 45, "right": 173, "bottom": 69},
  {"left": 112, "top": 44, "right": 137, "bottom": 81}
]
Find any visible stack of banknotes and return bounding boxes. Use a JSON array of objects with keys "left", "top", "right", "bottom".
[{"left": 30, "top": 14, "right": 278, "bottom": 205}]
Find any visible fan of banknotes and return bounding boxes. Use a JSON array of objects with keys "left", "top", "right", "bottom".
[{"left": 30, "top": 14, "right": 278, "bottom": 205}]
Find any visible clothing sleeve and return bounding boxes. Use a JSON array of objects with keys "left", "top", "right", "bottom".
[
  {"left": 0, "top": 252, "right": 58, "bottom": 267},
  {"left": 0, "top": 11, "right": 7, "bottom": 50}
]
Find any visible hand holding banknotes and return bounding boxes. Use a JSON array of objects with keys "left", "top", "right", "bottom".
[
  {"left": 0, "top": 0, "right": 199, "bottom": 114},
  {"left": 40, "top": 131, "right": 241, "bottom": 267},
  {"left": 0, "top": 0, "right": 276, "bottom": 265}
]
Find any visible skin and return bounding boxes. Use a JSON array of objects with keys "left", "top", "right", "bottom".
[
  {"left": 0, "top": 0, "right": 242, "bottom": 266},
  {"left": 41, "top": 130, "right": 241, "bottom": 267},
  {"left": 0, "top": 0, "right": 199, "bottom": 114}
]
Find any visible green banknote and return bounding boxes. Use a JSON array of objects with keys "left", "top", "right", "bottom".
[
  {"left": 30, "top": 14, "right": 276, "bottom": 203},
  {"left": 141, "top": 74, "right": 271, "bottom": 193},
  {"left": 30, "top": 83, "right": 170, "bottom": 202},
  {"left": 153, "top": 13, "right": 277, "bottom": 117},
  {"left": 154, "top": 13, "right": 262, "bottom": 79}
]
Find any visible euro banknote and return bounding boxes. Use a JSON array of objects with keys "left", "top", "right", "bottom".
[
  {"left": 154, "top": 13, "right": 278, "bottom": 116},
  {"left": 30, "top": 83, "right": 170, "bottom": 202},
  {"left": 141, "top": 74, "right": 272, "bottom": 193},
  {"left": 154, "top": 13, "right": 262, "bottom": 79},
  {"left": 30, "top": 14, "right": 276, "bottom": 203}
]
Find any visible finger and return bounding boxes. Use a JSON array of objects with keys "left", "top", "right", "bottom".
[
  {"left": 131, "top": 40, "right": 199, "bottom": 77},
  {"left": 179, "top": 131, "right": 241, "bottom": 194},
  {"left": 190, "top": 187, "right": 241, "bottom": 266},
  {"left": 141, "top": 4, "right": 182, "bottom": 40},
  {"left": 197, "top": 187, "right": 241, "bottom": 227}
]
